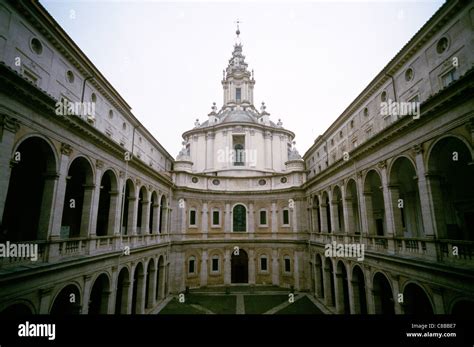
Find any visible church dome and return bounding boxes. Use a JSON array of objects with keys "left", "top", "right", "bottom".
[{"left": 221, "top": 109, "right": 257, "bottom": 124}]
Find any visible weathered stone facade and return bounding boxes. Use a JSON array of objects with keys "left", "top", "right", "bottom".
[{"left": 0, "top": 0, "right": 472, "bottom": 315}]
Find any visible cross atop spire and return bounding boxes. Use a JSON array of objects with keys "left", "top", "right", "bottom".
[{"left": 235, "top": 19, "right": 242, "bottom": 37}]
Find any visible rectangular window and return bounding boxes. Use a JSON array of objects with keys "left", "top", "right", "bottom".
[
  {"left": 212, "top": 210, "right": 220, "bottom": 226},
  {"left": 284, "top": 258, "right": 291, "bottom": 272},
  {"left": 236, "top": 88, "right": 241, "bottom": 101},
  {"left": 212, "top": 258, "right": 219, "bottom": 272},
  {"left": 189, "top": 259, "right": 195, "bottom": 274},
  {"left": 189, "top": 210, "right": 196, "bottom": 226},
  {"left": 260, "top": 257, "right": 268, "bottom": 271},
  {"left": 283, "top": 209, "right": 290, "bottom": 225},
  {"left": 441, "top": 69, "right": 457, "bottom": 88},
  {"left": 233, "top": 135, "right": 245, "bottom": 166},
  {"left": 260, "top": 210, "right": 267, "bottom": 225}
]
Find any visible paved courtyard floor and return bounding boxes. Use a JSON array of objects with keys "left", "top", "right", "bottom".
[{"left": 157, "top": 286, "right": 324, "bottom": 315}]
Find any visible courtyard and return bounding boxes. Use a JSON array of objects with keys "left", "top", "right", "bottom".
[{"left": 157, "top": 286, "right": 324, "bottom": 315}]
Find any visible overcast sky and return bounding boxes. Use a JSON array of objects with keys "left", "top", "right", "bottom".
[{"left": 40, "top": 0, "right": 444, "bottom": 158}]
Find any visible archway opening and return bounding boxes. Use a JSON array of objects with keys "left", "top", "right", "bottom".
[
  {"left": 2, "top": 137, "right": 56, "bottom": 241},
  {"left": 231, "top": 249, "right": 248, "bottom": 283},
  {"left": 336, "top": 261, "right": 350, "bottom": 314},
  {"left": 51, "top": 284, "right": 81, "bottom": 314},
  {"left": 96, "top": 170, "right": 116, "bottom": 236},
  {"left": 115, "top": 267, "right": 130, "bottom": 314},
  {"left": 1, "top": 303, "right": 33, "bottom": 315},
  {"left": 352, "top": 265, "right": 367, "bottom": 314},
  {"left": 403, "top": 283, "right": 433, "bottom": 315},
  {"left": 373, "top": 272, "right": 394, "bottom": 314},
  {"left": 89, "top": 273, "right": 110, "bottom": 314},
  {"left": 346, "top": 179, "right": 360, "bottom": 234},
  {"left": 364, "top": 171, "right": 386, "bottom": 236}
]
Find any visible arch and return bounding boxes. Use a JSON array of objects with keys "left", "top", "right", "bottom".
[
  {"left": 315, "top": 253, "right": 324, "bottom": 298},
  {"left": 156, "top": 255, "right": 165, "bottom": 300},
  {"left": 232, "top": 203, "right": 247, "bottom": 232},
  {"left": 345, "top": 178, "right": 360, "bottom": 234},
  {"left": 158, "top": 195, "right": 167, "bottom": 233},
  {"left": 122, "top": 179, "right": 136, "bottom": 235},
  {"left": 335, "top": 261, "right": 350, "bottom": 313},
  {"left": 2, "top": 136, "right": 57, "bottom": 241},
  {"left": 0, "top": 300, "right": 36, "bottom": 315},
  {"left": 321, "top": 191, "right": 331, "bottom": 233},
  {"left": 88, "top": 273, "right": 111, "bottom": 314},
  {"left": 60, "top": 156, "right": 94, "bottom": 238},
  {"left": 50, "top": 283, "right": 82, "bottom": 314},
  {"left": 351, "top": 265, "right": 367, "bottom": 314},
  {"left": 137, "top": 186, "right": 148, "bottom": 235},
  {"left": 145, "top": 258, "right": 156, "bottom": 309},
  {"left": 96, "top": 169, "right": 118, "bottom": 236},
  {"left": 363, "top": 170, "right": 386, "bottom": 236},
  {"left": 451, "top": 299, "right": 474, "bottom": 315},
  {"left": 332, "top": 185, "right": 344, "bottom": 233},
  {"left": 131, "top": 262, "right": 145, "bottom": 314},
  {"left": 372, "top": 272, "right": 394, "bottom": 314},
  {"left": 231, "top": 248, "right": 248, "bottom": 283},
  {"left": 312, "top": 195, "right": 321, "bottom": 233},
  {"left": 149, "top": 191, "right": 158, "bottom": 233},
  {"left": 389, "top": 156, "right": 422, "bottom": 237},
  {"left": 402, "top": 282, "right": 433, "bottom": 314},
  {"left": 115, "top": 266, "right": 131, "bottom": 314},
  {"left": 323, "top": 257, "right": 335, "bottom": 307},
  {"left": 427, "top": 136, "right": 474, "bottom": 240}
]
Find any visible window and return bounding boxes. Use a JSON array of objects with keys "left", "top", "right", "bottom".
[
  {"left": 381, "top": 91, "right": 387, "bottom": 102},
  {"left": 284, "top": 257, "right": 291, "bottom": 273},
  {"left": 212, "top": 209, "right": 220, "bottom": 226},
  {"left": 122, "top": 122, "right": 127, "bottom": 130},
  {"left": 232, "top": 204, "right": 246, "bottom": 232},
  {"left": 66, "top": 70, "right": 74, "bottom": 83},
  {"left": 211, "top": 256, "right": 219, "bottom": 272},
  {"left": 189, "top": 209, "right": 197, "bottom": 226},
  {"left": 260, "top": 256, "right": 268, "bottom": 271},
  {"left": 363, "top": 107, "right": 369, "bottom": 117},
  {"left": 30, "top": 38, "right": 43, "bottom": 55},
  {"left": 188, "top": 257, "right": 196, "bottom": 274},
  {"left": 233, "top": 135, "right": 245, "bottom": 166},
  {"left": 441, "top": 69, "right": 457, "bottom": 88},
  {"left": 339, "top": 131, "right": 343, "bottom": 139},
  {"left": 236, "top": 88, "right": 241, "bottom": 101},
  {"left": 91, "top": 93, "right": 97, "bottom": 103},
  {"left": 436, "top": 37, "right": 449, "bottom": 54},
  {"left": 405, "top": 68, "right": 414, "bottom": 82},
  {"left": 282, "top": 209, "right": 290, "bottom": 226},
  {"left": 260, "top": 210, "right": 267, "bottom": 226},
  {"left": 350, "top": 120, "right": 354, "bottom": 129}
]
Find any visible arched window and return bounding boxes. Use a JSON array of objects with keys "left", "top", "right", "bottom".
[
  {"left": 188, "top": 257, "right": 196, "bottom": 275},
  {"left": 232, "top": 204, "right": 247, "bottom": 232}
]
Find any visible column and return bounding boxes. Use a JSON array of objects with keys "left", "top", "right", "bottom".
[
  {"left": 431, "top": 287, "right": 446, "bottom": 314},
  {"left": 348, "top": 278, "right": 359, "bottom": 314},
  {"left": 391, "top": 275, "right": 403, "bottom": 314},
  {"left": 379, "top": 161, "right": 395, "bottom": 236},
  {"left": 180, "top": 198, "right": 186, "bottom": 234},
  {"left": 108, "top": 266, "right": 119, "bottom": 314},
  {"left": 37, "top": 171, "right": 59, "bottom": 240},
  {"left": 334, "top": 270, "right": 344, "bottom": 313},
  {"left": 127, "top": 191, "right": 138, "bottom": 235},
  {"left": 293, "top": 252, "right": 300, "bottom": 290},
  {"left": 320, "top": 198, "right": 329, "bottom": 233},
  {"left": 364, "top": 267, "right": 376, "bottom": 314},
  {"left": 342, "top": 185, "right": 351, "bottom": 234},
  {"left": 248, "top": 202, "right": 255, "bottom": 236},
  {"left": 271, "top": 202, "right": 277, "bottom": 235},
  {"left": 0, "top": 115, "right": 19, "bottom": 225},
  {"left": 248, "top": 249, "right": 256, "bottom": 285},
  {"left": 89, "top": 160, "right": 104, "bottom": 237},
  {"left": 202, "top": 202, "right": 208, "bottom": 239},
  {"left": 108, "top": 190, "right": 120, "bottom": 236},
  {"left": 205, "top": 132, "right": 214, "bottom": 170},
  {"left": 356, "top": 172, "right": 369, "bottom": 235},
  {"left": 224, "top": 249, "right": 231, "bottom": 285},
  {"left": 323, "top": 264, "right": 333, "bottom": 307},
  {"left": 224, "top": 202, "right": 231, "bottom": 233},
  {"left": 271, "top": 249, "right": 279, "bottom": 286},
  {"left": 264, "top": 131, "right": 272, "bottom": 169},
  {"left": 49, "top": 144, "right": 73, "bottom": 240},
  {"left": 363, "top": 192, "right": 375, "bottom": 235},
  {"left": 152, "top": 202, "right": 160, "bottom": 234},
  {"left": 291, "top": 199, "right": 298, "bottom": 233},
  {"left": 388, "top": 185, "right": 404, "bottom": 236},
  {"left": 38, "top": 288, "right": 54, "bottom": 314},
  {"left": 141, "top": 194, "right": 151, "bottom": 234},
  {"left": 81, "top": 275, "right": 94, "bottom": 314},
  {"left": 80, "top": 184, "right": 96, "bottom": 238},
  {"left": 137, "top": 272, "right": 146, "bottom": 314},
  {"left": 147, "top": 264, "right": 157, "bottom": 309},
  {"left": 200, "top": 250, "right": 208, "bottom": 287}
]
